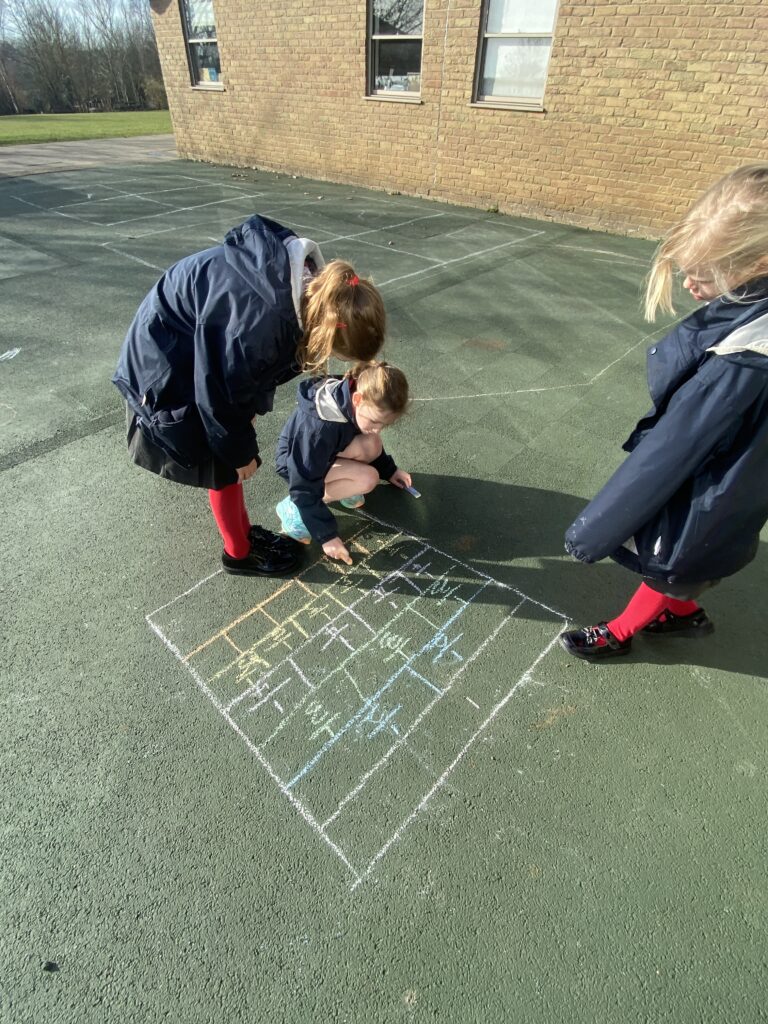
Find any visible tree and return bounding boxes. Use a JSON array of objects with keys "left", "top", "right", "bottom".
[{"left": 2, "top": 0, "right": 166, "bottom": 113}]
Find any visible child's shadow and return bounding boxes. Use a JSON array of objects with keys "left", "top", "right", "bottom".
[{"left": 343, "top": 472, "right": 768, "bottom": 682}]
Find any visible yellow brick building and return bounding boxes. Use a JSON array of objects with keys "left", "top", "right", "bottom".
[{"left": 150, "top": 0, "right": 767, "bottom": 236}]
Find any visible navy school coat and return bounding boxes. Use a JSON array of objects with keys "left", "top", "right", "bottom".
[
  {"left": 276, "top": 376, "right": 397, "bottom": 543},
  {"left": 565, "top": 285, "right": 768, "bottom": 585},
  {"left": 112, "top": 216, "right": 302, "bottom": 469}
]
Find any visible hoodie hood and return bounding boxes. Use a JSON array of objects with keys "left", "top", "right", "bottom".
[{"left": 297, "top": 376, "right": 355, "bottom": 424}]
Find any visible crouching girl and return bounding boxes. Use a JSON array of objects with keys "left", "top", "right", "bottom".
[{"left": 275, "top": 361, "right": 413, "bottom": 565}]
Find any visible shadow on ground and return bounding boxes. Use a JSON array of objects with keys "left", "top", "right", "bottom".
[{"left": 302, "top": 472, "right": 768, "bottom": 681}]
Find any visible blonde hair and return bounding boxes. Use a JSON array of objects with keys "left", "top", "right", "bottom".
[
  {"left": 645, "top": 164, "right": 768, "bottom": 321},
  {"left": 299, "top": 260, "right": 386, "bottom": 373},
  {"left": 345, "top": 360, "right": 409, "bottom": 417}
]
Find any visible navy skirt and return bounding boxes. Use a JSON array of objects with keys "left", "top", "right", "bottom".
[{"left": 126, "top": 407, "right": 241, "bottom": 490}]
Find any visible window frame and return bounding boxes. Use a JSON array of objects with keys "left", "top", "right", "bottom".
[
  {"left": 179, "top": 0, "right": 223, "bottom": 89},
  {"left": 473, "top": 0, "right": 559, "bottom": 111},
  {"left": 367, "top": 1, "right": 424, "bottom": 100}
]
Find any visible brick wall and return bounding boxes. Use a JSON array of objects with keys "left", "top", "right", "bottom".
[{"left": 149, "top": 0, "right": 768, "bottom": 237}]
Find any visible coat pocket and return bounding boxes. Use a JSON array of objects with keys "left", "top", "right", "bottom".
[{"left": 148, "top": 405, "right": 205, "bottom": 469}]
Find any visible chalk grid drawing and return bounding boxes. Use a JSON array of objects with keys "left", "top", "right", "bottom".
[{"left": 147, "top": 516, "right": 567, "bottom": 889}]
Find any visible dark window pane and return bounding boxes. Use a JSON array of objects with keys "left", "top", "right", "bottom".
[
  {"left": 190, "top": 41, "right": 221, "bottom": 83},
  {"left": 183, "top": 0, "right": 216, "bottom": 40},
  {"left": 372, "top": 0, "right": 423, "bottom": 36},
  {"left": 372, "top": 39, "right": 422, "bottom": 91}
]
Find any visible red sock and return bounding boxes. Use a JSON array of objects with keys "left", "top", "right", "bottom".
[
  {"left": 209, "top": 483, "right": 250, "bottom": 559},
  {"left": 238, "top": 486, "right": 251, "bottom": 538},
  {"left": 663, "top": 596, "right": 700, "bottom": 618},
  {"left": 607, "top": 583, "right": 672, "bottom": 642}
]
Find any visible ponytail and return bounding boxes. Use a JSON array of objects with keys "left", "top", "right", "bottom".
[
  {"left": 299, "top": 260, "right": 386, "bottom": 372},
  {"left": 345, "top": 360, "right": 409, "bottom": 416}
]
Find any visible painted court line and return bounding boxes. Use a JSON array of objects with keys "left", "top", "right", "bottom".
[
  {"left": 101, "top": 245, "right": 164, "bottom": 272},
  {"left": 104, "top": 191, "right": 266, "bottom": 227},
  {"left": 376, "top": 231, "right": 545, "bottom": 288}
]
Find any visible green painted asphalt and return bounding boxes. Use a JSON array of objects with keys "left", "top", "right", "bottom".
[{"left": 1, "top": 158, "right": 766, "bottom": 1024}]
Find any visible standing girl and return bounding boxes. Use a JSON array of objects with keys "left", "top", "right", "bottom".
[
  {"left": 561, "top": 165, "right": 768, "bottom": 659},
  {"left": 275, "top": 360, "right": 413, "bottom": 565},
  {"left": 113, "top": 214, "right": 386, "bottom": 576}
]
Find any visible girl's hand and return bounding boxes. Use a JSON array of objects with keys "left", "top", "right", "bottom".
[
  {"left": 236, "top": 459, "right": 259, "bottom": 483},
  {"left": 322, "top": 537, "right": 353, "bottom": 565},
  {"left": 390, "top": 469, "right": 412, "bottom": 490}
]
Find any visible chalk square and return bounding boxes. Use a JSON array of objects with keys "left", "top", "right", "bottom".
[{"left": 146, "top": 518, "right": 566, "bottom": 886}]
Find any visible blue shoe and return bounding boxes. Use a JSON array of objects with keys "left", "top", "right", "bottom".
[
  {"left": 340, "top": 494, "right": 365, "bottom": 509},
  {"left": 276, "top": 496, "right": 311, "bottom": 544}
]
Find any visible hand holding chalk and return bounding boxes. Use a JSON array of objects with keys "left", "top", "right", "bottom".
[{"left": 390, "top": 468, "right": 418, "bottom": 495}]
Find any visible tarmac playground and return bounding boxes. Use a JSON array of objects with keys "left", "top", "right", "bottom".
[{"left": 1, "top": 154, "right": 766, "bottom": 1023}]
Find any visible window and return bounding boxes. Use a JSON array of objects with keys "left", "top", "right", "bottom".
[
  {"left": 368, "top": 0, "right": 424, "bottom": 97},
  {"left": 475, "top": 0, "right": 559, "bottom": 108},
  {"left": 180, "top": 0, "right": 222, "bottom": 86}
]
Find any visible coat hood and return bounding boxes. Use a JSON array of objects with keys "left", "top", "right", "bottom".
[
  {"left": 708, "top": 309, "right": 768, "bottom": 370},
  {"left": 223, "top": 215, "right": 297, "bottom": 326},
  {"left": 296, "top": 376, "right": 356, "bottom": 424}
]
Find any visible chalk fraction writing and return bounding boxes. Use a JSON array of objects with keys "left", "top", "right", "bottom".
[{"left": 147, "top": 523, "right": 565, "bottom": 887}]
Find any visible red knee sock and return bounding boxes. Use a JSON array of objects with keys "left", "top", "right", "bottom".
[
  {"left": 607, "top": 583, "right": 700, "bottom": 642},
  {"left": 209, "top": 482, "right": 250, "bottom": 559}
]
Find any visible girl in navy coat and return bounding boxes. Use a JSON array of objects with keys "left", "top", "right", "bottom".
[
  {"left": 113, "top": 215, "right": 386, "bottom": 577},
  {"left": 275, "top": 361, "right": 412, "bottom": 566},
  {"left": 561, "top": 165, "right": 768, "bottom": 659}
]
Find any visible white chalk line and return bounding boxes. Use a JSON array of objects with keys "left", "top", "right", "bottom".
[
  {"left": 321, "top": 599, "right": 524, "bottom": 831},
  {"left": 147, "top": 567, "right": 224, "bottom": 619},
  {"left": 145, "top": 615, "right": 360, "bottom": 882},
  {"left": 146, "top": 520, "right": 566, "bottom": 885},
  {"left": 354, "top": 507, "right": 568, "bottom": 621},
  {"left": 0, "top": 348, "right": 21, "bottom": 361},
  {"left": 350, "top": 630, "right": 564, "bottom": 891},
  {"left": 226, "top": 537, "right": 432, "bottom": 717}
]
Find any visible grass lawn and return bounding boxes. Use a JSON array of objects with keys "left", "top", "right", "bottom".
[{"left": 0, "top": 110, "right": 172, "bottom": 145}]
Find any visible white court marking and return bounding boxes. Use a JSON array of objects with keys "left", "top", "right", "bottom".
[{"left": 146, "top": 518, "right": 567, "bottom": 890}]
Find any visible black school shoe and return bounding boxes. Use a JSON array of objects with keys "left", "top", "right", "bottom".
[
  {"left": 249, "top": 523, "right": 303, "bottom": 554},
  {"left": 641, "top": 608, "right": 714, "bottom": 638},
  {"left": 559, "top": 622, "right": 632, "bottom": 660},
  {"left": 222, "top": 536, "right": 301, "bottom": 577}
]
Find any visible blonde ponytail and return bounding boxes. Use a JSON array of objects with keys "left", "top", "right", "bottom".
[
  {"left": 298, "top": 260, "right": 386, "bottom": 372},
  {"left": 645, "top": 164, "right": 768, "bottom": 321}
]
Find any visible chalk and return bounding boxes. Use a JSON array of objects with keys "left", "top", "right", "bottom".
[{"left": 403, "top": 485, "right": 421, "bottom": 499}]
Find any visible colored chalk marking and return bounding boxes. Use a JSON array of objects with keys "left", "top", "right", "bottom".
[{"left": 146, "top": 518, "right": 567, "bottom": 888}]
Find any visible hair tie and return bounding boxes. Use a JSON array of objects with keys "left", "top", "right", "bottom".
[
  {"left": 348, "top": 274, "right": 360, "bottom": 287},
  {"left": 336, "top": 321, "right": 347, "bottom": 329}
]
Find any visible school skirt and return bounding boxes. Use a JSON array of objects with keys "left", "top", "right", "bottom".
[{"left": 126, "top": 406, "right": 242, "bottom": 490}]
